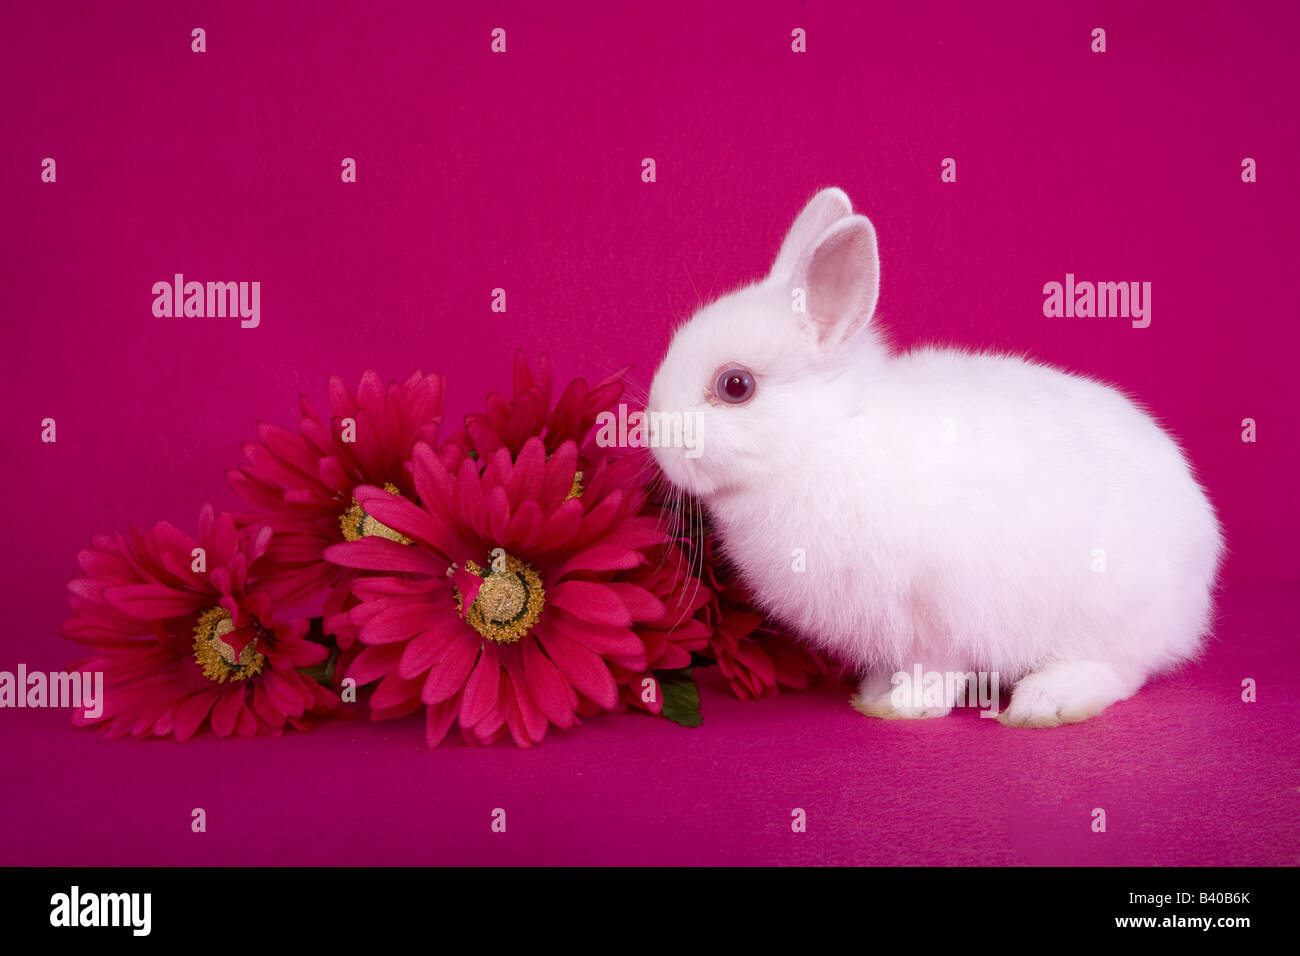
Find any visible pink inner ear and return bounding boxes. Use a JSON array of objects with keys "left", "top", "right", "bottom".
[
  {"left": 769, "top": 188, "right": 853, "bottom": 285},
  {"left": 803, "top": 219, "right": 879, "bottom": 345}
]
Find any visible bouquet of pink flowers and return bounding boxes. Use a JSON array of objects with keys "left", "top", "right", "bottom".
[{"left": 63, "top": 354, "right": 831, "bottom": 746}]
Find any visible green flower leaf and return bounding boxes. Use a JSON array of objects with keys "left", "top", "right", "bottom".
[{"left": 654, "top": 667, "right": 702, "bottom": 727}]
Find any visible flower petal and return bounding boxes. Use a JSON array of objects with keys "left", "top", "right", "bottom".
[
  {"left": 425, "top": 697, "right": 460, "bottom": 746},
  {"left": 173, "top": 690, "right": 220, "bottom": 742},
  {"left": 521, "top": 637, "right": 577, "bottom": 727},
  {"left": 549, "top": 581, "right": 632, "bottom": 627},
  {"left": 459, "top": 643, "right": 502, "bottom": 728},
  {"left": 421, "top": 635, "right": 480, "bottom": 705},
  {"left": 537, "top": 627, "right": 619, "bottom": 710},
  {"left": 103, "top": 584, "right": 205, "bottom": 620},
  {"left": 555, "top": 544, "right": 644, "bottom": 578},
  {"left": 398, "top": 616, "right": 469, "bottom": 679}
]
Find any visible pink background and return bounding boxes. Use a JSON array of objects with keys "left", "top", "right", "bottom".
[{"left": 2, "top": 1, "right": 1297, "bottom": 865}]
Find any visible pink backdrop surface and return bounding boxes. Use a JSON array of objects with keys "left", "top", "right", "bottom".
[{"left": 2, "top": 1, "right": 1297, "bottom": 865}]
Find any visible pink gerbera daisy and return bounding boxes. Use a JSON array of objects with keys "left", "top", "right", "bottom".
[
  {"left": 226, "top": 370, "right": 444, "bottom": 639},
  {"left": 326, "top": 429, "right": 673, "bottom": 747},
  {"left": 63, "top": 504, "right": 337, "bottom": 740},
  {"left": 615, "top": 540, "right": 713, "bottom": 716},
  {"left": 444, "top": 350, "right": 625, "bottom": 461}
]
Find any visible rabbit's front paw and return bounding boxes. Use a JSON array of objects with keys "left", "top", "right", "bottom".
[
  {"left": 997, "top": 660, "right": 1135, "bottom": 728},
  {"left": 851, "top": 671, "right": 952, "bottom": 720}
]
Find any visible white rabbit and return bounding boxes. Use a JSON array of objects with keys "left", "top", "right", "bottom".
[{"left": 647, "top": 187, "right": 1223, "bottom": 726}]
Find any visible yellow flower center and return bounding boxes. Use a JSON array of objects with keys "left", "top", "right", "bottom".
[
  {"left": 455, "top": 552, "right": 545, "bottom": 645},
  {"left": 340, "top": 482, "right": 412, "bottom": 544},
  {"left": 193, "top": 607, "right": 266, "bottom": 682},
  {"left": 566, "top": 470, "right": 584, "bottom": 501}
]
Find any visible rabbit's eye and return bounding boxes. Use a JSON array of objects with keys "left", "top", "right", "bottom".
[{"left": 714, "top": 367, "right": 755, "bottom": 405}]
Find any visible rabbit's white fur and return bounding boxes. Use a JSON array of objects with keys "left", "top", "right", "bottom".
[{"left": 648, "top": 188, "right": 1223, "bottom": 726}]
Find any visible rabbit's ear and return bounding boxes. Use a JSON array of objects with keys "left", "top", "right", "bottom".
[
  {"left": 795, "top": 215, "right": 880, "bottom": 348},
  {"left": 767, "top": 187, "right": 853, "bottom": 287}
]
